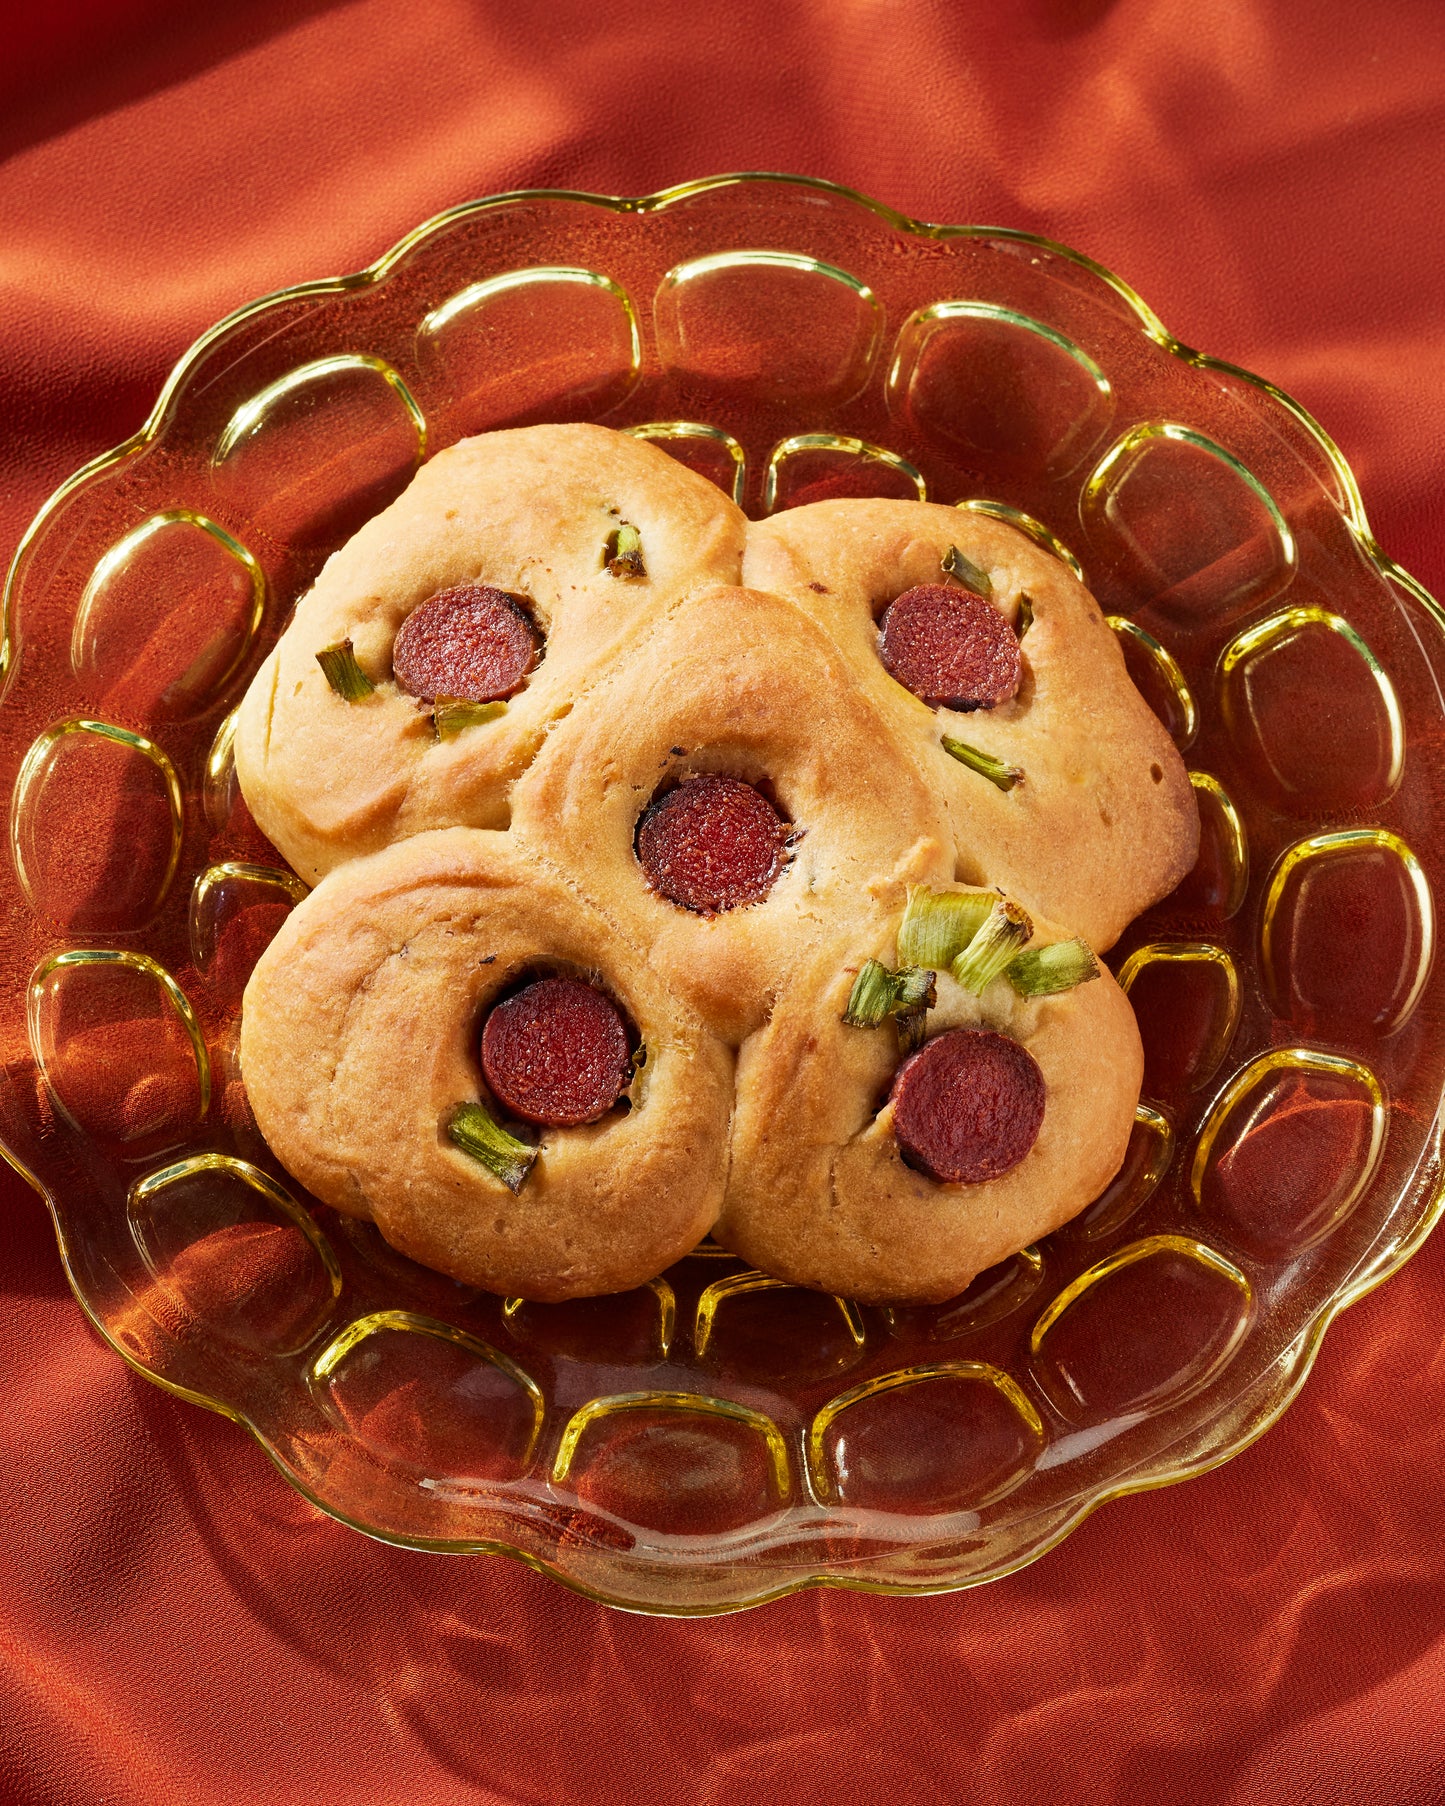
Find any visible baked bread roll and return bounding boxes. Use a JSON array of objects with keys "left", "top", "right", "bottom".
[
  {"left": 509, "top": 583, "right": 956, "bottom": 1040},
  {"left": 718, "top": 889, "right": 1143, "bottom": 1304},
  {"left": 240, "top": 828, "right": 732, "bottom": 1300},
  {"left": 742, "top": 498, "right": 1198, "bottom": 949},
  {"left": 235, "top": 424, "right": 747, "bottom": 882}
]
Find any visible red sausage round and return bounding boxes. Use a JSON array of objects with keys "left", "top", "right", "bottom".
[
  {"left": 480, "top": 975, "right": 631, "bottom": 1127},
  {"left": 878, "top": 583, "right": 1021, "bottom": 711},
  {"left": 392, "top": 584, "right": 540, "bottom": 703},
  {"left": 635, "top": 775, "right": 791, "bottom": 914},
  {"left": 889, "top": 1027, "right": 1045, "bottom": 1184}
]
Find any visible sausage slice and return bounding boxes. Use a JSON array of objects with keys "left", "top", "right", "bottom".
[
  {"left": 392, "top": 584, "right": 540, "bottom": 703},
  {"left": 889, "top": 1027, "right": 1045, "bottom": 1183},
  {"left": 878, "top": 583, "right": 1021, "bottom": 711},
  {"left": 480, "top": 975, "right": 631, "bottom": 1127},
  {"left": 635, "top": 775, "right": 791, "bottom": 914}
]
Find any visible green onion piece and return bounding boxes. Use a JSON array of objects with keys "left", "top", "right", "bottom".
[
  {"left": 432, "top": 697, "right": 507, "bottom": 741},
  {"left": 446, "top": 1102, "right": 536, "bottom": 1193},
  {"left": 942, "top": 544, "right": 993, "bottom": 598},
  {"left": 896, "top": 885, "right": 995, "bottom": 970},
  {"left": 940, "top": 736, "right": 1023, "bottom": 790},
  {"left": 893, "top": 965, "right": 938, "bottom": 1055},
  {"left": 895, "top": 965, "right": 938, "bottom": 1013},
  {"left": 604, "top": 521, "right": 646, "bottom": 579},
  {"left": 843, "top": 958, "right": 904, "bottom": 1028},
  {"left": 842, "top": 960, "right": 937, "bottom": 1040},
  {"left": 316, "top": 639, "right": 374, "bottom": 701},
  {"left": 1016, "top": 592, "right": 1034, "bottom": 639},
  {"left": 951, "top": 897, "right": 1034, "bottom": 995},
  {"left": 1007, "top": 938, "right": 1099, "bottom": 997}
]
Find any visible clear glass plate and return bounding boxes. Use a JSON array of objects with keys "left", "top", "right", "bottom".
[{"left": 2, "top": 173, "right": 1441, "bottom": 1615}]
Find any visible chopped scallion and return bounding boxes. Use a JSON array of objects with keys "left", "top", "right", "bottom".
[
  {"left": 432, "top": 697, "right": 507, "bottom": 740},
  {"left": 843, "top": 959, "right": 937, "bottom": 1043},
  {"left": 316, "top": 639, "right": 374, "bottom": 701},
  {"left": 604, "top": 520, "right": 646, "bottom": 579},
  {"left": 894, "top": 965, "right": 938, "bottom": 1013},
  {"left": 892, "top": 965, "right": 936, "bottom": 1054},
  {"left": 941, "top": 544, "right": 993, "bottom": 598},
  {"left": 844, "top": 959, "right": 903, "bottom": 1029},
  {"left": 1007, "top": 938, "right": 1099, "bottom": 997},
  {"left": 940, "top": 736, "right": 1023, "bottom": 790},
  {"left": 896, "top": 885, "right": 994, "bottom": 969},
  {"left": 447, "top": 1101, "right": 536, "bottom": 1193},
  {"left": 950, "top": 897, "right": 1034, "bottom": 994}
]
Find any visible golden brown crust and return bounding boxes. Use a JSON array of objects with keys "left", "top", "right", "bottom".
[
  {"left": 238, "top": 829, "right": 732, "bottom": 1300},
  {"left": 716, "top": 902, "right": 1143, "bottom": 1305},
  {"left": 508, "top": 585, "right": 957, "bottom": 1041},
  {"left": 235, "top": 425, "right": 747, "bottom": 882},
  {"left": 742, "top": 499, "right": 1199, "bottom": 949}
]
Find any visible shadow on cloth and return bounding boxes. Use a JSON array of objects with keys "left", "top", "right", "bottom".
[{"left": 1, "top": 0, "right": 345, "bottom": 165}]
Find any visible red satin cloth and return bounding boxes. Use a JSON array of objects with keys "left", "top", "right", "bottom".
[{"left": 4, "top": 4, "right": 1445, "bottom": 1801}]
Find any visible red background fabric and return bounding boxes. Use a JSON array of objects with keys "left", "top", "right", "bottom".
[{"left": 4, "top": 3, "right": 1445, "bottom": 1800}]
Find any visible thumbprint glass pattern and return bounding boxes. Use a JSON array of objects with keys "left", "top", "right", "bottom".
[{"left": 2, "top": 175, "right": 1441, "bottom": 1614}]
